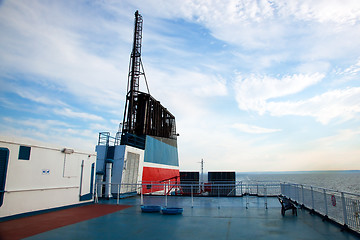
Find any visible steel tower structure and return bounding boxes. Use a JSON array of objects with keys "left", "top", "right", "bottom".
[
  {"left": 122, "top": 10, "right": 148, "bottom": 136},
  {"left": 121, "top": 11, "right": 177, "bottom": 148}
]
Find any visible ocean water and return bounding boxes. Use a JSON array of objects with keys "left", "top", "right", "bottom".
[{"left": 236, "top": 171, "right": 360, "bottom": 195}]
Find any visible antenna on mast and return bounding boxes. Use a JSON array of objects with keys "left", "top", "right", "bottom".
[
  {"left": 120, "top": 10, "right": 177, "bottom": 146},
  {"left": 122, "top": 10, "right": 150, "bottom": 135}
]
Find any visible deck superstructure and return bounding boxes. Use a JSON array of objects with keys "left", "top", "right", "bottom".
[{"left": 95, "top": 10, "right": 180, "bottom": 198}]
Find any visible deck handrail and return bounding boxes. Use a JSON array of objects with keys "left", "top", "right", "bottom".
[{"left": 94, "top": 180, "right": 360, "bottom": 234}]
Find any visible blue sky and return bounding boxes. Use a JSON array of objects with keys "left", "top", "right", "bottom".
[{"left": 1, "top": 0, "right": 360, "bottom": 172}]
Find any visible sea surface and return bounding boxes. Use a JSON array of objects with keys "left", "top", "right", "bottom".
[{"left": 236, "top": 170, "right": 360, "bottom": 195}]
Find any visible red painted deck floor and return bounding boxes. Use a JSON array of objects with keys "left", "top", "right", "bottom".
[{"left": 0, "top": 204, "right": 131, "bottom": 240}]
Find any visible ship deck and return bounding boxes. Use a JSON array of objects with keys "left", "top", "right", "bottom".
[{"left": 1, "top": 196, "right": 359, "bottom": 240}]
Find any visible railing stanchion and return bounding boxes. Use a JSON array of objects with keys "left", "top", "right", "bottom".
[
  {"left": 301, "top": 185, "right": 304, "bottom": 206},
  {"left": 165, "top": 183, "right": 167, "bottom": 207},
  {"left": 323, "top": 189, "right": 328, "bottom": 217},
  {"left": 240, "top": 181, "right": 243, "bottom": 196},
  {"left": 341, "top": 192, "right": 348, "bottom": 227},
  {"left": 117, "top": 184, "right": 120, "bottom": 205},
  {"left": 246, "top": 184, "right": 249, "bottom": 209},
  {"left": 311, "top": 186, "right": 315, "bottom": 211},
  {"left": 218, "top": 184, "right": 220, "bottom": 209},
  {"left": 94, "top": 183, "right": 98, "bottom": 203},
  {"left": 264, "top": 185, "right": 268, "bottom": 209},
  {"left": 295, "top": 184, "right": 299, "bottom": 202},
  {"left": 191, "top": 184, "right": 194, "bottom": 208},
  {"left": 140, "top": 183, "right": 144, "bottom": 205}
]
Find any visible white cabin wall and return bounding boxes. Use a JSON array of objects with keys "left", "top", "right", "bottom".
[
  {"left": 79, "top": 158, "right": 95, "bottom": 199},
  {"left": 0, "top": 137, "right": 96, "bottom": 218}
]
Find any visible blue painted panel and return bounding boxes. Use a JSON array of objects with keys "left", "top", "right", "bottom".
[
  {"left": 144, "top": 136, "right": 179, "bottom": 166},
  {"left": 90, "top": 163, "right": 95, "bottom": 194},
  {"left": 79, "top": 193, "right": 92, "bottom": 201}
]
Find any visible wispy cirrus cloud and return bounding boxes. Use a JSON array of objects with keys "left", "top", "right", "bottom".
[
  {"left": 233, "top": 70, "right": 360, "bottom": 124},
  {"left": 232, "top": 123, "right": 281, "bottom": 134},
  {"left": 0, "top": 1, "right": 128, "bottom": 109},
  {"left": 234, "top": 73, "right": 324, "bottom": 114},
  {"left": 53, "top": 108, "right": 104, "bottom": 122},
  {"left": 267, "top": 87, "right": 360, "bottom": 124}
]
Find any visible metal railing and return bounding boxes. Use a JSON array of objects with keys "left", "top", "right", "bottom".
[
  {"left": 94, "top": 181, "right": 280, "bottom": 208},
  {"left": 95, "top": 181, "right": 281, "bottom": 196},
  {"left": 94, "top": 180, "right": 360, "bottom": 234},
  {"left": 281, "top": 183, "right": 360, "bottom": 233},
  {"left": 98, "top": 132, "right": 121, "bottom": 146},
  {"left": 94, "top": 181, "right": 360, "bottom": 233}
]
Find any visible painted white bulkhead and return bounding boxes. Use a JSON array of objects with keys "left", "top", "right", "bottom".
[
  {"left": 0, "top": 136, "right": 96, "bottom": 219},
  {"left": 95, "top": 144, "right": 144, "bottom": 195}
]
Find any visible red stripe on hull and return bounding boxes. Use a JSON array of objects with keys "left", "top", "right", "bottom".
[{"left": 142, "top": 167, "right": 180, "bottom": 194}]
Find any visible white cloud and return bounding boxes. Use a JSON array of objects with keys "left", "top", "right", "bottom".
[
  {"left": 53, "top": 108, "right": 104, "bottom": 122},
  {"left": 340, "top": 58, "right": 360, "bottom": 76},
  {"left": 276, "top": 0, "right": 360, "bottom": 24},
  {"left": 1, "top": 116, "right": 98, "bottom": 151},
  {"left": 2, "top": 117, "right": 70, "bottom": 131},
  {"left": 313, "top": 128, "right": 360, "bottom": 147},
  {"left": 234, "top": 71, "right": 360, "bottom": 124},
  {"left": 0, "top": 1, "right": 128, "bottom": 108},
  {"left": 267, "top": 87, "right": 360, "bottom": 124},
  {"left": 13, "top": 87, "right": 67, "bottom": 106},
  {"left": 232, "top": 123, "right": 281, "bottom": 134},
  {"left": 234, "top": 73, "right": 324, "bottom": 114}
]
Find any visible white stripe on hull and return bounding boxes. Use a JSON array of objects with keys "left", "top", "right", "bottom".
[{"left": 143, "top": 161, "right": 179, "bottom": 170}]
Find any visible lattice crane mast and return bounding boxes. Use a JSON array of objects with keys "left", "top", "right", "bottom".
[{"left": 122, "top": 10, "right": 149, "bottom": 135}]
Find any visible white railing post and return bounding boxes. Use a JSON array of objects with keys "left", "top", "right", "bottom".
[
  {"left": 264, "top": 185, "right": 268, "bottom": 209},
  {"left": 296, "top": 184, "right": 299, "bottom": 202},
  {"left": 246, "top": 184, "right": 249, "bottom": 209},
  {"left": 341, "top": 192, "right": 348, "bottom": 227},
  {"left": 94, "top": 182, "right": 98, "bottom": 203},
  {"left": 301, "top": 185, "right": 304, "bottom": 206},
  {"left": 117, "top": 184, "right": 120, "bottom": 205},
  {"left": 240, "top": 181, "right": 243, "bottom": 195},
  {"left": 311, "top": 186, "right": 315, "bottom": 211},
  {"left": 218, "top": 184, "right": 220, "bottom": 209},
  {"left": 191, "top": 184, "right": 194, "bottom": 208},
  {"left": 164, "top": 183, "right": 168, "bottom": 207},
  {"left": 140, "top": 183, "right": 144, "bottom": 206},
  {"left": 323, "top": 189, "right": 328, "bottom": 216}
]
